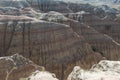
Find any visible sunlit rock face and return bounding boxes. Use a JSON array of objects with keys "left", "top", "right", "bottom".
[
  {"left": 67, "top": 60, "right": 120, "bottom": 80},
  {"left": 0, "top": 54, "right": 43, "bottom": 80},
  {"left": 28, "top": 70, "right": 59, "bottom": 80},
  {"left": 91, "top": 60, "right": 120, "bottom": 72}
]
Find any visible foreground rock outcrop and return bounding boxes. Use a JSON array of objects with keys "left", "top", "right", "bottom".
[
  {"left": 68, "top": 60, "right": 120, "bottom": 80},
  {"left": 28, "top": 70, "right": 58, "bottom": 80},
  {"left": 0, "top": 54, "right": 44, "bottom": 80}
]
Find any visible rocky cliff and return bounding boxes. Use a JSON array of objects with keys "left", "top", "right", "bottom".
[
  {"left": 65, "top": 20, "right": 120, "bottom": 60},
  {"left": 66, "top": 12, "right": 120, "bottom": 44},
  {"left": 31, "top": 11, "right": 120, "bottom": 78},
  {"left": 0, "top": 0, "right": 120, "bottom": 80},
  {"left": 0, "top": 15, "right": 104, "bottom": 79},
  {"left": 0, "top": 1, "right": 120, "bottom": 80},
  {"left": 63, "top": 12, "right": 120, "bottom": 60}
]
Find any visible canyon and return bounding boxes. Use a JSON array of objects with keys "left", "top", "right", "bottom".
[{"left": 0, "top": 0, "right": 120, "bottom": 80}]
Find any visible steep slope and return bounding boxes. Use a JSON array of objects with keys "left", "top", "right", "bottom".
[
  {"left": 66, "top": 20, "right": 120, "bottom": 60},
  {"left": 36, "top": 11, "right": 120, "bottom": 79},
  {"left": 38, "top": 11, "right": 120, "bottom": 63},
  {"left": 65, "top": 12, "right": 120, "bottom": 58},
  {"left": 0, "top": 15, "right": 103, "bottom": 80},
  {"left": 90, "top": 18, "right": 120, "bottom": 44},
  {"left": 69, "top": 13, "right": 120, "bottom": 44}
]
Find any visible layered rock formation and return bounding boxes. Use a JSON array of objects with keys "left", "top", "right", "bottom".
[
  {"left": 91, "top": 19, "right": 120, "bottom": 44},
  {"left": 36, "top": 11, "right": 120, "bottom": 74},
  {"left": 0, "top": 54, "right": 44, "bottom": 80},
  {"left": 69, "top": 12, "right": 120, "bottom": 44},
  {"left": 0, "top": 1, "right": 120, "bottom": 80},
  {"left": 63, "top": 12, "right": 120, "bottom": 61},
  {"left": 0, "top": 15, "right": 103, "bottom": 80},
  {"left": 67, "top": 60, "right": 120, "bottom": 80},
  {"left": 66, "top": 20, "right": 120, "bottom": 60}
]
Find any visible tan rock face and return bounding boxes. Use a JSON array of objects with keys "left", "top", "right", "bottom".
[
  {"left": 0, "top": 15, "right": 103, "bottom": 80},
  {"left": 2, "top": 13, "right": 120, "bottom": 80},
  {"left": 0, "top": 54, "right": 43, "bottom": 80},
  {"left": 85, "top": 16, "right": 120, "bottom": 45},
  {"left": 63, "top": 20, "right": 120, "bottom": 60},
  {"left": 66, "top": 13, "right": 120, "bottom": 44},
  {"left": 64, "top": 13, "right": 120, "bottom": 61}
]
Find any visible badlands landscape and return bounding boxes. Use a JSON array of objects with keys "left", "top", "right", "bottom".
[{"left": 0, "top": 0, "right": 120, "bottom": 80}]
